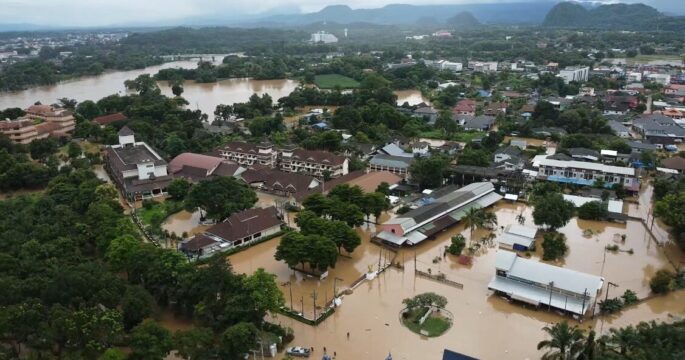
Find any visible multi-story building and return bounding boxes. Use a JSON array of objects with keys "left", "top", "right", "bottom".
[
  {"left": 104, "top": 126, "right": 172, "bottom": 201},
  {"left": 559, "top": 66, "right": 589, "bottom": 83},
  {"left": 468, "top": 61, "right": 498, "bottom": 73},
  {"left": 0, "top": 119, "right": 44, "bottom": 144},
  {"left": 280, "top": 147, "right": 348, "bottom": 178},
  {"left": 536, "top": 157, "right": 639, "bottom": 192},
  {"left": 24, "top": 104, "right": 75, "bottom": 134},
  {"left": 310, "top": 31, "right": 338, "bottom": 44},
  {"left": 452, "top": 99, "right": 477, "bottom": 116},
  {"left": 218, "top": 142, "right": 278, "bottom": 167}
]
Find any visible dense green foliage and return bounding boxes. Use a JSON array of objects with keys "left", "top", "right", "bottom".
[
  {"left": 577, "top": 201, "right": 608, "bottom": 221},
  {"left": 541, "top": 232, "right": 568, "bottom": 261},
  {"left": 532, "top": 193, "right": 575, "bottom": 230},
  {"left": 184, "top": 176, "right": 258, "bottom": 222}
]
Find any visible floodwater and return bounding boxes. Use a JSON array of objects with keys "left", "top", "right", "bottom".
[
  {"left": 226, "top": 200, "right": 684, "bottom": 360},
  {"left": 0, "top": 60, "right": 299, "bottom": 116},
  {"left": 162, "top": 210, "right": 210, "bottom": 238},
  {"left": 395, "top": 89, "right": 430, "bottom": 106}
]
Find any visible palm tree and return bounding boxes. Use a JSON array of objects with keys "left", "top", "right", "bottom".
[
  {"left": 461, "top": 207, "right": 498, "bottom": 246},
  {"left": 537, "top": 321, "right": 586, "bottom": 360},
  {"left": 607, "top": 326, "right": 638, "bottom": 356}
]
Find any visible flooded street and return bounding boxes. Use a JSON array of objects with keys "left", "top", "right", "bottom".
[{"left": 227, "top": 200, "right": 684, "bottom": 360}]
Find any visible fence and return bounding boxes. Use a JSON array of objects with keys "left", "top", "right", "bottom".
[{"left": 415, "top": 269, "right": 464, "bottom": 289}]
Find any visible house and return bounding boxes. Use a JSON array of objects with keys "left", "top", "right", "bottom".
[
  {"left": 280, "top": 147, "right": 348, "bottom": 178},
  {"left": 180, "top": 206, "right": 283, "bottom": 258},
  {"left": 660, "top": 156, "right": 685, "bottom": 174},
  {"left": 536, "top": 157, "right": 639, "bottom": 192},
  {"left": 645, "top": 73, "right": 671, "bottom": 85},
  {"left": 411, "top": 141, "right": 430, "bottom": 157},
  {"left": 468, "top": 61, "right": 498, "bottom": 73},
  {"left": 462, "top": 115, "right": 495, "bottom": 132},
  {"left": 369, "top": 154, "right": 414, "bottom": 178},
  {"left": 609, "top": 120, "right": 631, "bottom": 138},
  {"left": 532, "top": 127, "right": 567, "bottom": 137},
  {"left": 104, "top": 126, "right": 172, "bottom": 201},
  {"left": 24, "top": 104, "right": 75, "bottom": 134},
  {"left": 93, "top": 112, "right": 128, "bottom": 127},
  {"left": 168, "top": 152, "right": 245, "bottom": 182},
  {"left": 559, "top": 66, "right": 589, "bottom": 83},
  {"left": 632, "top": 114, "right": 685, "bottom": 145},
  {"left": 626, "top": 71, "right": 642, "bottom": 83},
  {"left": 483, "top": 102, "right": 507, "bottom": 116},
  {"left": 625, "top": 140, "right": 658, "bottom": 154},
  {"left": 519, "top": 104, "right": 536, "bottom": 119},
  {"left": 239, "top": 168, "right": 321, "bottom": 197},
  {"left": 379, "top": 143, "right": 414, "bottom": 158},
  {"left": 413, "top": 106, "right": 439, "bottom": 123},
  {"left": 375, "top": 182, "right": 502, "bottom": 247},
  {"left": 510, "top": 139, "right": 527, "bottom": 150},
  {"left": 563, "top": 194, "right": 625, "bottom": 221},
  {"left": 219, "top": 141, "right": 277, "bottom": 167},
  {"left": 493, "top": 146, "right": 524, "bottom": 171},
  {"left": 452, "top": 99, "right": 477, "bottom": 116},
  {"left": 498, "top": 224, "right": 537, "bottom": 251},
  {"left": 568, "top": 148, "right": 600, "bottom": 162},
  {"left": 488, "top": 251, "right": 604, "bottom": 317}
]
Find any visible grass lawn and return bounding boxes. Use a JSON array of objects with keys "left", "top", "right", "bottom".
[
  {"left": 402, "top": 307, "right": 451, "bottom": 337},
  {"left": 138, "top": 199, "right": 184, "bottom": 226},
  {"left": 419, "top": 130, "right": 484, "bottom": 142},
  {"left": 608, "top": 54, "right": 684, "bottom": 65},
  {"left": 314, "top": 74, "right": 360, "bottom": 89}
]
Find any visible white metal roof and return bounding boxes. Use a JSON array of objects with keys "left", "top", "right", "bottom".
[
  {"left": 601, "top": 149, "right": 618, "bottom": 157},
  {"left": 495, "top": 251, "right": 604, "bottom": 296},
  {"left": 505, "top": 224, "right": 537, "bottom": 239},
  {"left": 488, "top": 276, "right": 595, "bottom": 315},
  {"left": 562, "top": 194, "right": 623, "bottom": 214},
  {"left": 495, "top": 250, "right": 518, "bottom": 271},
  {"left": 538, "top": 158, "right": 635, "bottom": 176},
  {"left": 504, "top": 193, "right": 519, "bottom": 201},
  {"left": 657, "top": 167, "right": 679, "bottom": 174},
  {"left": 499, "top": 233, "right": 535, "bottom": 249}
]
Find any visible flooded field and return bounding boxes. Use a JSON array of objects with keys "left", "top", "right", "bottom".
[
  {"left": 227, "top": 199, "right": 684, "bottom": 360},
  {"left": 395, "top": 89, "right": 431, "bottom": 106},
  {"left": 162, "top": 210, "right": 210, "bottom": 237}
]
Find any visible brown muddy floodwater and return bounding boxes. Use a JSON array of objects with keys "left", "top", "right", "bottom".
[
  {"left": 395, "top": 89, "right": 431, "bottom": 106},
  {"left": 162, "top": 210, "right": 210, "bottom": 238},
  {"left": 227, "top": 200, "right": 684, "bottom": 360}
]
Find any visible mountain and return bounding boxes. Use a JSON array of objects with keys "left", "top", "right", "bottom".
[
  {"left": 446, "top": 12, "right": 481, "bottom": 28},
  {"left": 543, "top": 2, "right": 663, "bottom": 28},
  {"left": 254, "top": 2, "right": 558, "bottom": 26}
]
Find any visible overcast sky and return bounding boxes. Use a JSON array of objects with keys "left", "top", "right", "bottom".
[{"left": 0, "top": 0, "right": 679, "bottom": 27}]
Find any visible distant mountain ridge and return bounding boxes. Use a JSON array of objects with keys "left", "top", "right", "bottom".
[
  {"left": 447, "top": 12, "right": 481, "bottom": 29},
  {"left": 255, "top": 2, "right": 557, "bottom": 26},
  {"left": 543, "top": 2, "right": 664, "bottom": 28}
]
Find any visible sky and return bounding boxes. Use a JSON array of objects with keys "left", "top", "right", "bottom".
[{"left": 0, "top": 0, "right": 681, "bottom": 27}]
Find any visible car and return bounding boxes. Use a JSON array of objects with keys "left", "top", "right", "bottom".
[{"left": 286, "top": 346, "right": 311, "bottom": 357}]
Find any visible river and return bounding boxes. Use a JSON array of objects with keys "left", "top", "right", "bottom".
[{"left": 1, "top": 60, "right": 429, "bottom": 116}]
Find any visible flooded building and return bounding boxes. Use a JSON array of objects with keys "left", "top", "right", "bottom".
[
  {"left": 498, "top": 224, "right": 537, "bottom": 251},
  {"left": 104, "top": 126, "right": 172, "bottom": 201},
  {"left": 24, "top": 104, "right": 75, "bottom": 134},
  {"left": 219, "top": 141, "right": 278, "bottom": 167},
  {"left": 169, "top": 152, "right": 245, "bottom": 182},
  {"left": 488, "top": 251, "right": 604, "bottom": 317},
  {"left": 536, "top": 157, "right": 639, "bottom": 192},
  {"left": 180, "top": 206, "right": 283, "bottom": 258},
  {"left": 376, "top": 182, "right": 502, "bottom": 246}
]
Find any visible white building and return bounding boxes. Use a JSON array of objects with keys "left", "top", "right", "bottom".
[
  {"left": 498, "top": 225, "right": 537, "bottom": 251},
  {"left": 626, "top": 71, "right": 642, "bottom": 83},
  {"left": 537, "top": 157, "right": 639, "bottom": 192},
  {"left": 488, "top": 251, "right": 604, "bottom": 317},
  {"left": 310, "top": 31, "right": 338, "bottom": 44},
  {"left": 559, "top": 66, "right": 590, "bottom": 83},
  {"left": 645, "top": 73, "right": 671, "bottom": 86},
  {"left": 468, "top": 61, "right": 498, "bottom": 73}
]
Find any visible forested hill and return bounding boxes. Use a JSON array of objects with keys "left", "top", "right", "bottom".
[
  {"left": 446, "top": 12, "right": 482, "bottom": 29},
  {"left": 542, "top": 2, "right": 685, "bottom": 30}
]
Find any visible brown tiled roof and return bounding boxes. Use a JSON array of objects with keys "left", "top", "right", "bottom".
[
  {"left": 35, "top": 121, "right": 62, "bottom": 135},
  {"left": 169, "top": 153, "right": 223, "bottom": 174},
  {"left": 240, "top": 168, "right": 319, "bottom": 193},
  {"left": 213, "top": 162, "right": 242, "bottom": 177},
  {"left": 661, "top": 156, "right": 685, "bottom": 171},
  {"left": 452, "top": 99, "right": 477, "bottom": 113},
  {"left": 93, "top": 112, "right": 127, "bottom": 126},
  {"left": 0, "top": 119, "right": 33, "bottom": 130},
  {"left": 222, "top": 141, "right": 271, "bottom": 154},
  {"left": 290, "top": 149, "right": 346, "bottom": 165},
  {"left": 293, "top": 170, "right": 366, "bottom": 202},
  {"left": 25, "top": 104, "right": 53, "bottom": 116},
  {"left": 181, "top": 234, "right": 218, "bottom": 252},
  {"left": 206, "top": 206, "right": 282, "bottom": 242}
]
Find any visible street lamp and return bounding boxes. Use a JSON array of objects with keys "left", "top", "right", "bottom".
[
  {"left": 284, "top": 281, "right": 293, "bottom": 312},
  {"left": 604, "top": 281, "right": 619, "bottom": 304}
]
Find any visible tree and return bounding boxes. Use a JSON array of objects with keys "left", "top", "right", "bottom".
[
  {"left": 532, "top": 193, "right": 575, "bottom": 230},
  {"left": 106, "top": 234, "right": 141, "bottom": 279},
  {"left": 275, "top": 232, "right": 338, "bottom": 273},
  {"left": 462, "top": 207, "right": 497, "bottom": 245},
  {"left": 537, "top": 321, "right": 585, "bottom": 360},
  {"left": 173, "top": 328, "right": 215, "bottom": 360},
  {"left": 447, "top": 234, "right": 466, "bottom": 255},
  {"left": 124, "top": 74, "right": 160, "bottom": 96},
  {"left": 99, "top": 349, "right": 127, "bottom": 360},
  {"left": 171, "top": 83, "right": 184, "bottom": 97},
  {"left": 649, "top": 269, "right": 674, "bottom": 294},
  {"left": 541, "top": 232, "right": 568, "bottom": 261},
  {"left": 67, "top": 141, "right": 82, "bottom": 159},
  {"left": 410, "top": 155, "right": 449, "bottom": 189},
  {"left": 654, "top": 192, "right": 685, "bottom": 250},
  {"left": 577, "top": 201, "right": 608, "bottom": 220},
  {"left": 302, "top": 193, "right": 330, "bottom": 216},
  {"left": 167, "top": 178, "right": 192, "bottom": 200},
  {"left": 129, "top": 320, "right": 173, "bottom": 360},
  {"left": 457, "top": 148, "right": 491, "bottom": 167},
  {"left": 29, "top": 138, "right": 58, "bottom": 161},
  {"left": 243, "top": 268, "right": 284, "bottom": 315},
  {"left": 402, "top": 292, "right": 448, "bottom": 309},
  {"left": 218, "top": 323, "right": 258, "bottom": 360},
  {"left": 121, "top": 286, "right": 155, "bottom": 330},
  {"left": 76, "top": 100, "right": 102, "bottom": 120},
  {"left": 376, "top": 182, "right": 390, "bottom": 195},
  {"left": 185, "top": 177, "right": 257, "bottom": 222},
  {"left": 364, "top": 191, "right": 390, "bottom": 222}
]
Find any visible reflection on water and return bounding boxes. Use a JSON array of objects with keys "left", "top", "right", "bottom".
[
  {"left": 226, "top": 200, "right": 685, "bottom": 360},
  {"left": 394, "top": 89, "right": 430, "bottom": 106},
  {"left": 162, "top": 210, "right": 209, "bottom": 237}
]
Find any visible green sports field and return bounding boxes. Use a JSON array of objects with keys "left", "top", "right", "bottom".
[{"left": 314, "top": 74, "right": 360, "bottom": 89}]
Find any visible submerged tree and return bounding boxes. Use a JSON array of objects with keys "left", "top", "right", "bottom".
[{"left": 537, "top": 321, "right": 585, "bottom": 360}]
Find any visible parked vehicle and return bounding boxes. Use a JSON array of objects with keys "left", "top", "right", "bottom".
[{"left": 286, "top": 346, "right": 311, "bottom": 357}]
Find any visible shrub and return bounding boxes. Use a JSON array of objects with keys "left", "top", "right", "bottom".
[
  {"left": 447, "top": 234, "right": 466, "bottom": 255},
  {"left": 599, "top": 297, "right": 624, "bottom": 314},
  {"left": 397, "top": 205, "right": 412, "bottom": 214},
  {"left": 541, "top": 232, "right": 568, "bottom": 261},
  {"left": 650, "top": 269, "right": 675, "bottom": 294},
  {"left": 577, "top": 201, "right": 608, "bottom": 220},
  {"left": 621, "top": 289, "right": 639, "bottom": 305}
]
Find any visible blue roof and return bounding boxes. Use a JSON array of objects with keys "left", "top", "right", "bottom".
[
  {"left": 312, "top": 122, "right": 328, "bottom": 129},
  {"left": 477, "top": 90, "right": 491, "bottom": 97},
  {"left": 443, "top": 349, "right": 479, "bottom": 360}
]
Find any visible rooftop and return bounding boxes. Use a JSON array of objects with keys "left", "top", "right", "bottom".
[{"left": 537, "top": 158, "right": 635, "bottom": 176}]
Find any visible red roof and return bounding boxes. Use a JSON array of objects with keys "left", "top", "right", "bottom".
[
  {"left": 93, "top": 112, "right": 128, "bottom": 126},
  {"left": 169, "top": 152, "right": 224, "bottom": 174},
  {"left": 206, "top": 206, "right": 282, "bottom": 242},
  {"left": 452, "top": 99, "right": 477, "bottom": 114}
]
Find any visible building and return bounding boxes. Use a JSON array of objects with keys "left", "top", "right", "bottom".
[
  {"left": 24, "top": 104, "right": 75, "bottom": 134},
  {"left": 483, "top": 102, "right": 507, "bottom": 116},
  {"left": 442, "top": 349, "right": 479, "bottom": 360},
  {"left": 468, "top": 61, "right": 498, "bottom": 73},
  {"left": 310, "top": 31, "right": 338, "bottom": 44},
  {"left": 536, "top": 157, "right": 639, "bottom": 192},
  {"left": 369, "top": 154, "right": 414, "bottom": 178},
  {"left": 609, "top": 120, "right": 631, "bottom": 138},
  {"left": 375, "top": 182, "right": 502, "bottom": 247},
  {"left": 452, "top": 99, "right": 477, "bottom": 116},
  {"left": 660, "top": 156, "right": 685, "bottom": 174},
  {"left": 168, "top": 152, "right": 245, "bottom": 182},
  {"left": 493, "top": 145, "right": 524, "bottom": 171},
  {"left": 632, "top": 114, "right": 685, "bottom": 145},
  {"left": 559, "top": 66, "right": 589, "bottom": 83},
  {"left": 563, "top": 194, "right": 625, "bottom": 221},
  {"left": 625, "top": 140, "right": 658, "bottom": 154},
  {"left": 645, "top": 73, "right": 671, "bottom": 86},
  {"left": 92, "top": 112, "right": 128, "bottom": 127},
  {"left": 413, "top": 106, "right": 439, "bottom": 123},
  {"left": 488, "top": 251, "right": 604, "bottom": 317},
  {"left": 280, "top": 147, "right": 348, "bottom": 178},
  {"left": 498, "top": 224, "right": 537, "bottom": 251},
  {"left": 218, "top": 141, "right": 278, "bottom": 167},
  {"left": 239, "top": 168, "right": 321, "bottom": 198},
  {"left": 104, "top": 126, "right": 172, "bottom": 201},
  {"left": 180, "top": 206, "right": 282, "bottom": 258},
  {"left": 0, "top": 119, "right": 47, "bottom": 144},
  {"left": 461, "top": 115, "right": 495, "bottom": 132},
  {"left": 626, "top": 71, "right": 642, "bottom": 83},
  {"left": 425, "top": 60, "right": 463, "bottom": 72},
  {"left": 568, "top": 148, "right": 600, "bottom": 162}
]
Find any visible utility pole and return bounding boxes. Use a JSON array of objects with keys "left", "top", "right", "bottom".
[
  {"left": 580, "top": 288, "right": 588, "bottom": 319},
  {"left": 548, "top": 281, "right": 554, "bottom": 312},
  {"left": 311, "top": 291, "right": 318, "bottom": 319},
  {"left": 287, "top": 281, "right": 293, "bottom": 312}
]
